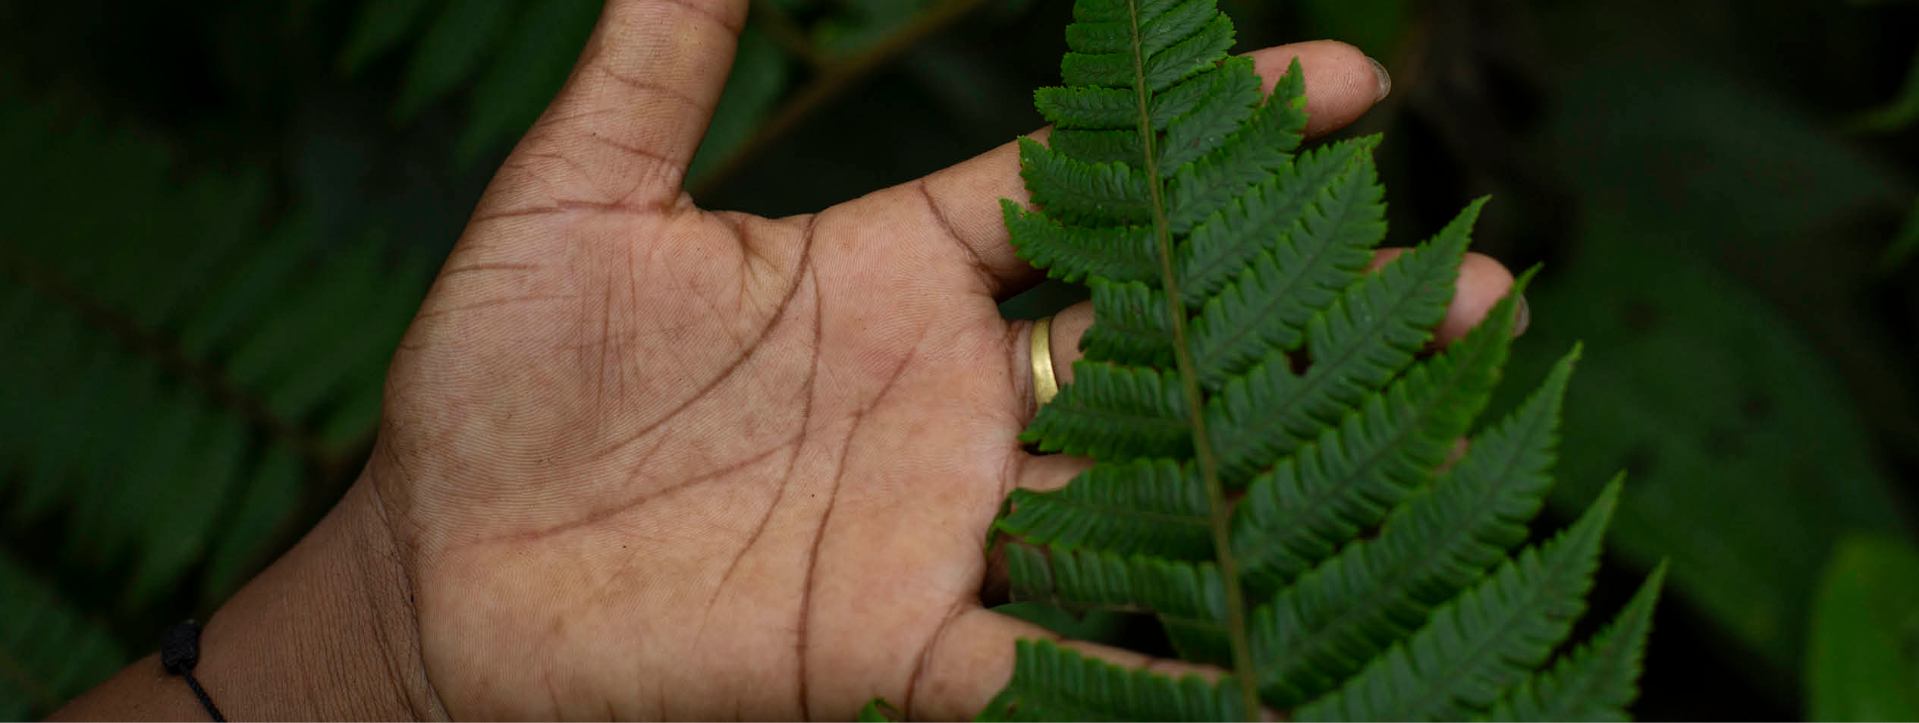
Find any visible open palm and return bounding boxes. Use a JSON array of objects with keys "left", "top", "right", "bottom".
[{"left": 365, "top": 1, "right": 1510, "bottom": 719}]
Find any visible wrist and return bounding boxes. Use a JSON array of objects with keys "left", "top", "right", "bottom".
[
  {"left": 196, "top": 478, "right": 444, "bottom": 720},
  {"left": 55, "top": 475, "right": 444, "bottom": 721}
]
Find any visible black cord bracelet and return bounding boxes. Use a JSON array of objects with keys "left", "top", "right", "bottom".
[{"left": 160, "top": 620, "right": 227, "bottom": 722}]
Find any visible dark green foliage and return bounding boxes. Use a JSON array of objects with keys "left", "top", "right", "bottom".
[
  {"left": 989, "top": 1, "right": 1655, "bottom": 718},
  {"left": 1501, "top": 235, "right": 1908, "bottom": 677},
  {"left": 1850, "top": 45, "right": 1919, "bottom": 134},
  {"left": 340, "top": 0, "right": 603, "bottom": 161},
  {"left": 1804, "top": 537, "right": 1919, "bottom": 721},
  {"left": 336, "top": 0, "right": 991, "bottom": 174},
  {"left": 0, "top": 100, "right": 433, "bottom": 710},
  {"left": 1885, "top": 200, "right": 1919, "bottom": 271},
  {"left": 0, "top": 103, "right": 429, "bottom": 602},
  {"left": 0, "top": 554, "right": 126, "bottom": 719},
  {"left": 1489, "top": 3, "right": 1919, "bottom": 691}
]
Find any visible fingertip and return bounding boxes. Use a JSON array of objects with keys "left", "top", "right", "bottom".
[
  {"left": 1437, "top": 252, "right": 1519, "bottom": 345},
  {"left": 1367, "top": 55, "right": 1393, "bottom": 102},
  {"left": 1367, "top": 246, "right": 1408, "bottom": 272},
  {"left": 1246, "top": 40, "right": 1383, "bottom": 138},
  {"left": 1014, "top": 453, "right": 1092, "bottom": 494}
]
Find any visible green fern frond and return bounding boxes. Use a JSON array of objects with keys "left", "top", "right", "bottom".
[
  {"left": 1007, "top": 544, "right": 1226, "bottom": 630},
  {"left": 998, "top": 460, "right": 1212, "bottom": 559},
  {"left": 1039, "top": 55, "right": 1262, "bottom": 141},
  {"left": 1059, "top": 10, "right": 1231, "bottom": 91},
  {"left": 1082, "top": 281, "right": 1178, "bottom": 367},
  {"left": 1163, "top": 75, "right": 1309, "bottom": 233},
  {"left": 1023, "top": 362, "right": 1190, "bottom": 460},
  {"left": 986, "top": 1, "right": 1651, "bottom": 719},
  {"left": 1174, "top": 136, "right": 1373, "bottom": 304},
  {"left": 1007, "top": 204, "right": 1161, "bottom": 284},
  {"left": 1250, "top": 346, "right": 1579, "bottom": 706},
  {"left": 979, "top": 639, "right": 1250, "bottom": 722},
  {"left": 1048, "top": 129, "right": 1151, "bottom": 168},
  {"left": 1486, "top": 562, "right": 1666, "bottom": 722},
  {"left": 1156, "top": 62, "right": 1266, "bottom": 172},
  {"left": 1205, "top": 214, "right": 1478, "bottom": 482},
  {"left": 1295, "top": 480, "right": 1621, "bottom": 722},
  {"left": 1229, "top": 285, "right": 1523, "bottom": 591},
  {"left": 1037, "top": 86, "right": 1144, "bottom": 130},
  {"left": 1021, "top": 138, "right": 1154, "bottom": 225},
  {"left": 1184, "top": 147, "right": 1386, "bottom": 385}
]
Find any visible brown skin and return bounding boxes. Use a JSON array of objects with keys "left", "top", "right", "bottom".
[{"left": 55, "top": 1, "right": 1519, "bottom": 720}]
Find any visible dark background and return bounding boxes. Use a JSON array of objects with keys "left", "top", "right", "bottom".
[{"left": 2, "top": 0, "right": 1916, "bottom": 718}]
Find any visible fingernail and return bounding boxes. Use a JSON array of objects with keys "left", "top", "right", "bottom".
[
  {"left": 1514, "top": 294, "right": 1532, "bottom": 337},
  {"left": 1367, "top": 56, "right": 1393, "bottom": 102}
]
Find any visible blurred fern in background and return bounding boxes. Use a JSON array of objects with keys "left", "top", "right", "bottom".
[
  {"left": 0, "top": 97, "right": 433, "bottom": 717},
  {"left": 2, "top": 0, "right": 1917, "bottom": 719}
]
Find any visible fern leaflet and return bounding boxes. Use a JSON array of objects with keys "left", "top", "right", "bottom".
[
  {"left": 1294, "top": 481, "right": 1621, "bottom": 721},
  {"left": 980, "top": 640, "right": 1250, "bottom": 722},
  {"left": 1249, "top": 345, "right": 1581, "bottom": 706},
  {"left": 1486, "top": 563, "right": 1668, "bottom": 722}
]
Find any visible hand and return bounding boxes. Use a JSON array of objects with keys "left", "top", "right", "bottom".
[{"left": 58, "top": 2, "right": 1519, "bottom": 720}]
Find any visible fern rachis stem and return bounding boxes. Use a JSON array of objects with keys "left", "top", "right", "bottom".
[{"left": 1123, "top": 1, "right": 1261, "bottom": 714}]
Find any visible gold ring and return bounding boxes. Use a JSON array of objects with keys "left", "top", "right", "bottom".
[{"left": 1031, "top": 316, "right": 1060, "bottom": 407}]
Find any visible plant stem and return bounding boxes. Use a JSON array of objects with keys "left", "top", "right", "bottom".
[
  {"left": 690, "top": 0, "right": 990, "bottom": 198},
  {"left": 1123, "top": 1, "right": 1262, "bottom": 716}
]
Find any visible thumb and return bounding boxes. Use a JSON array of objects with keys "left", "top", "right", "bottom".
[{"left": 502, "top": 0, "right": 748, "bottom": 210}]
